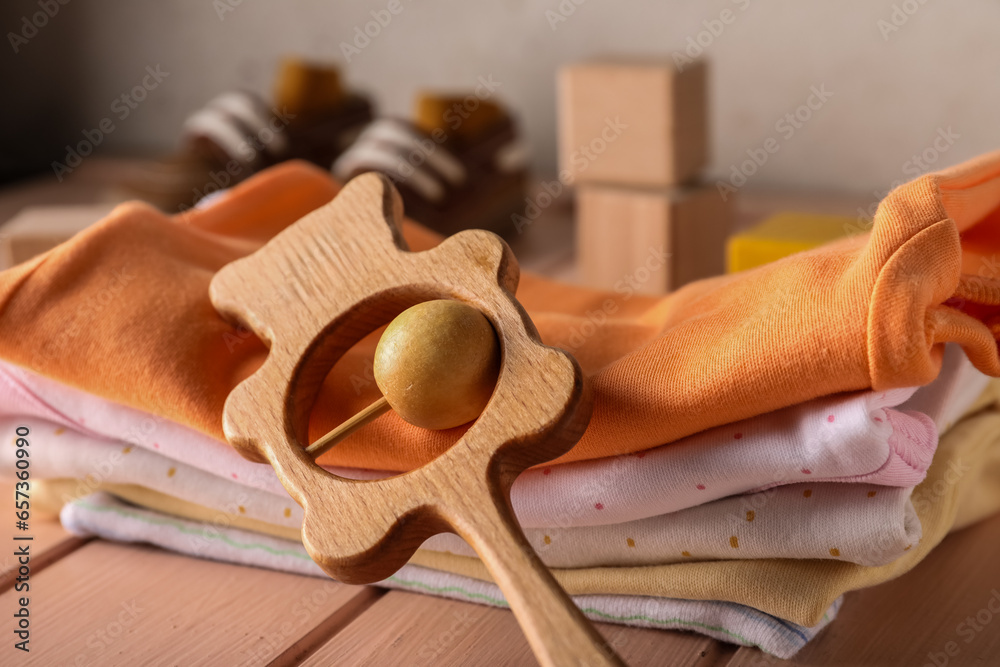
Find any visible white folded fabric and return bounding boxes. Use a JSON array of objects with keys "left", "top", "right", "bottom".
[
  {"left": 425, "top": 478, "right": 921, "bottom": 567},
  {"left": 61, "top": 492, "right": 841, "bottom": 659},
  {"left": 0, "top": 345, "right": 983, "bottom": 529},
  {"left": 8, "top": 414, "right": 920, "bottom": 566}
]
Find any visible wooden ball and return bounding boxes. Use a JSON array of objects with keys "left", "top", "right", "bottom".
[{"left": 374, "top": 300, "right": 500, "bottom": 430}]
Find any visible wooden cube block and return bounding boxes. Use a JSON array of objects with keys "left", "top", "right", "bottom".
[
  {"left": 726, "top": 211, "right": 861, "bottom": 273},
  {"left": 0, "top": 205, "right": 113, "bottom": 269},
  {"left": 558, "top": 59, "right": 708, "bottom": 187},
  {"left": 576, "top": 183, "right": 730, "bottom": 295}
]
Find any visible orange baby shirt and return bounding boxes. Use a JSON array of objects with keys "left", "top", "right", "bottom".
[{"left": 0, "top": 152, "right": 998, "bottom": 471}]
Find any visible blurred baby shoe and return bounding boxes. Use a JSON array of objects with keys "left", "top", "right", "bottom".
[
  {"left": 118, "top": 58, "right": 373, "bottom": 213},
  {"left": 333, "top": 91, "right": 529, "bottom": 237}
]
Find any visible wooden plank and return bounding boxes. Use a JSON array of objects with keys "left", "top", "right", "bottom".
[
  {"left": 726, "top": 510, "right": 1000, "bottom": 666},
  {"left": 0, "top": 482, "right": 87, "bottom": 592},
  {"left": 301, "top": 590, "right": 735, "bottom": 666},
  {"left": 0, "top": 540, "right": 381, "bottom": 665}
]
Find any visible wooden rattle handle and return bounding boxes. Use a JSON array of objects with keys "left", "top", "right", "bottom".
[{"left": 447, "top": 491, "right": 625, "bottom": 667}]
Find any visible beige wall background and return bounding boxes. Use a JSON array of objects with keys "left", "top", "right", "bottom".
[{"left": 11, "top": 0, "right": 1000, "bottom": 194}]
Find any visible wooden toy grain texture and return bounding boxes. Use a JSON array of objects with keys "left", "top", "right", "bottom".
[
  {"left": 373, "top": 299, "right": 501, "bottom": 430},
  {"left": 209, "top": 172, "right": 624, "bottom": 666},
  {"left": 576, "top": 182, "right": 731, "bottom": 295},
  {"left": 557, "top": 59, "right": 708, "bottom": 187}
]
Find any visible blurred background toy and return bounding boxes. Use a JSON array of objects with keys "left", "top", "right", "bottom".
[{"left": 559, "top": 58, "right": 730, "bottom": 294}]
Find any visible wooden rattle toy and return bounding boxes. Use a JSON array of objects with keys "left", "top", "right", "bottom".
[{"left": 210, "top": 172, "right": 625, "bottom": 667}]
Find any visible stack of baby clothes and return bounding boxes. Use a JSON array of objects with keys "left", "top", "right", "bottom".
[{"left": 3, "top": 152, "right": 1000, "bottom": 658}]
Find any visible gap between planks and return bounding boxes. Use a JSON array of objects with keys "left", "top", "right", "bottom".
[
  {"left": 266, "top": 585, "right": 387, "bottom": 667},
  {"left": 0, "top": 533, "right": 91, "bottom": 594},
  {"left": 0, "top": 482, "right": 92, "bottom": 593},
  {"left": 0, "top": 540, "right": 382, "bottom": 665},
  {"left": 298, "top": 588, "right": 739, "bottom": 667}
]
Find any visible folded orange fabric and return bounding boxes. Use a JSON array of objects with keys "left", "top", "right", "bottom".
[{"left": 1, "top": 154, "right": 999, "bottom": 471}]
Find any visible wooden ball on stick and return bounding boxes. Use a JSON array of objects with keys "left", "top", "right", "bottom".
[{"left": 306, "top": 300, "right": 500, "bottom": 457}]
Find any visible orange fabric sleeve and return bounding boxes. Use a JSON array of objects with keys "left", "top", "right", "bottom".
[{"left": 1, "top": 154, "right": 998, "bottom": 472}]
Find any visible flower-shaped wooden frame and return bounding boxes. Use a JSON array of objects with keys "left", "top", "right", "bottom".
[{"left": 210, "top": 173, "right": 622, "bottom": 666}]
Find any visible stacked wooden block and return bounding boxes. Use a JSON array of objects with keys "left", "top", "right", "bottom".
[{"left": 559, "top": 59, "right": 731, "bottom": 295}]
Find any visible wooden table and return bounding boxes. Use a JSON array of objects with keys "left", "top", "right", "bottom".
[
  {"left": 2, "top": 160, "right": 999, "bottom": 666},
  {"left": 4, "top": 504, "right": 999, "bottom": 666}
]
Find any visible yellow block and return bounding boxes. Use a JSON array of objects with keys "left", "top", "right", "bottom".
[{"left": 726, "top": 212, "right": 864, "bottom": 273}]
